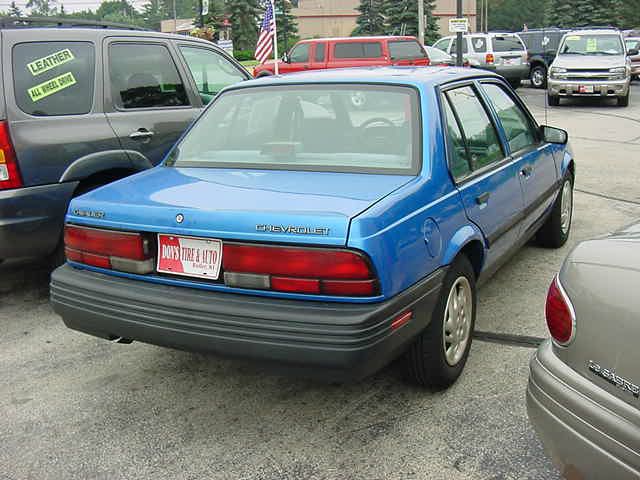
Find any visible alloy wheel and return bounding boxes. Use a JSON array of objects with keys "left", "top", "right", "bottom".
[{"left": 442, "top": 277, "right": 473, "bottom": 366}]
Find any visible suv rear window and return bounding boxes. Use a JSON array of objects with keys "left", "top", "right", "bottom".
[
  {"left": 492, "top": 36, "right": 525, "bottom": 52},
  {"left": 167, "top": 85, "right": 419, "bottom": 175},
  {"left": 334, "top": 42, "right": 382, "bottom": 59},
  {"left": 13, "top": 42, "right": 95, "bottom": 116},
  {"left": 389, "top": 40, "right": 427, "bottom": 60}
]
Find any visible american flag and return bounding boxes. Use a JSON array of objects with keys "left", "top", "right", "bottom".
[{"left": 255, "top": 1, "right": 276, "bottom": 64}]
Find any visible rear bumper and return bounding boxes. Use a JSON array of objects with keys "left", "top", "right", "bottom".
[
  {"left": 548, "top": 78, "right": 630, "bottom": 97},
  {"left": 527, "top": 341, "right": 640, "bottom": 479},
  {"left": 0, "top": 182, "right": 77, "bottom": 259},
  {"left": 51, "top": 264, "right": 445, "bottom": 381}
]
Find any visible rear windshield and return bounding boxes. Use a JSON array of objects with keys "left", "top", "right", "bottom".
[
  {"left": 13, "top": 41, "right": 95, "bottom": 116},
  {"left": 334, "top": 42, "right": 383, "bottom": 59},
  {"left": 389, "top": 40, "right": 427, "bottom": 60},
  {"left": 491, "top": 35, "right": 525, "bottom": 52},
  {"left": 167, "top": 85, "right": 420, "bottom": 175},
  {"left": 471, "top": 36, "right": 487, "bottom": 53}
]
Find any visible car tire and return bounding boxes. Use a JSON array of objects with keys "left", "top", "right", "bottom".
[
  {"left": 618, "top": 93, "right": 629, "bottom": 107},
  {"left": 509, "top": 79, "right": 522, "bottom": 89},
  {"left": 547, "top": 93, "right": 560, "bottom": 106},
  {"left": 530, "top": 65, "right": 547, "bottom": 89},
  {"left": 405, "top": 255, "right": 476, "bottom": 389},
  {"left": 537, "top": 175, "right": 573, "bottom": 249}
]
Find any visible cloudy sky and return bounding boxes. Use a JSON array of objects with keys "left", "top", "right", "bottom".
[{"left": 1, "top": 0, "right": 148, "bottom": 13}]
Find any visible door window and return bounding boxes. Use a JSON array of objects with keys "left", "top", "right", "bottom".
[
  {"left": 482, "top": 83, "right": 538, "bottom": 153},
  {"left": 289, "top": 43, "right": 310, "bottom": 63},
  {"left": 13, "top": 41, "right": 95, "bottom": 116},
  {"left": 109, "top": 43, "right": 189, "bottom": 109},
  {"left": 314, "top": 43, "right": 326, "bottom": 62},
  {"left": 445, "top": 86, "right": 503, "bottom": 172},
  {"left": 450, "top": 38, "right": 469, "bottom": 54},
  {"left": 443, "top": 99, "right": 472, "bottom": 181},
  {"left": 334, "top": 42, "right": 383, "bottom": 59},
  {"left": 179, "top": 46, "right": 246, "bottom": 104}
]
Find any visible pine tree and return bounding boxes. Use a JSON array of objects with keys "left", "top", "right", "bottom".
[
  {"left": 546, "top": 0, "right": 624, "bottom": 28},
  {"left": 141, "top": 0, "right": 168, "bottom": 30},
  {"left": 225, "top": 0, "right": 259, "bottom": 51},
  {"left": 353, "top": 0, "right": 385, "bottom": 36},
  {"left": 8, "top": 1, "right": 22, "bottom": 16},
  {"left": 26, "top": 0, "right": 56, "bottom": 16},
  {"left": 423, "top": 0, "right": 439, "bottom": 44},
  {"left": 275, "top": 0, "right": 298, "bottom": 50},
  {"left": 380, "top": 0, "right": 438, "bottom": 42}
]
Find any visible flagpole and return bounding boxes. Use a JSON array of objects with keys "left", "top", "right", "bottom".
[{"left": 272, "top": 0, "right": 279, "bottom": 75}]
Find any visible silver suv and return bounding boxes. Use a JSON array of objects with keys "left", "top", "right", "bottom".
[
  {"left": 548, "top": 29, "right": 634, "bottom": 107},
  {"left": 433, "top": 32, "right": 529, "bottom": 88}
]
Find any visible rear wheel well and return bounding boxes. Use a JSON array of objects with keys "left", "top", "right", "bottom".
[
  {"left": 530, "top": 60, "right": 547, "bottom": 70},
  {"left": 73, "top": 168, "right": 137, "bottom": 197},
  {"left": 458, "top": 241, "right": 484, "bottom": 279},
  {"left": 567, "top": 160, "right": 575, "bottom": 179}
]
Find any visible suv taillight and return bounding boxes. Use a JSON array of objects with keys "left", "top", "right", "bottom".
[
  {"left": 485, "top": 53, "right": 495, "bottom": 64},
  {"left": 223, "top": 243, "right": 379, "bottom": 297},
  {"left": 64, "top": 224, "right": 154, "bottom": 273},
  {"left": 545, "top": 275, "right": 575, "bottom": 345},
  {"left": 0, "top": 121, "right": 22, "bottom": 190}
]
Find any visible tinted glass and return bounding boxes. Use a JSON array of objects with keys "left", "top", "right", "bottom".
[
  {"left": 389, "top": 40, "right": 427, "bottom": 59},
  {"left": 13, "top": 42, "right": 94, "bottom": 116},
  {"left": 433, "top": 38, "right": 451, "bottom": 52},
  {"left": 445, "top": 86, "right": 503, "bottom": 171},
  {"left": 560, "top": 34, "right": 623, "bottom": 55},
  {"left": 315, "top": 42, "right": 326, "bottom": 62},
  {"left": 334, "top": 42, "right": 383, "bottom": 59},
  {"left": 482, "top": 83, "right": 537, "bottom": 153},
  {"left": 625, "top": 39, "right": 640, "bottom": 51},
  {"left": 290, "top": 43, "right": 310, "bottom": 63},
  {"left": 450, "top": 38, "right": 469, "bottom": 54},
  {"left": 168, "top": 85, "right": 418, "bottom": 174},
  {"left": 180, "top": 46, "right": 245, "bottom": 104},
  {"left": 110, "top": 43, "right": 188, "bottom": 109},
  {"left": 443, "top": 98, "right": 471, "bottom": 181},
  {"left": 492, "top": 35, "right": 525, "bottom": 52},
  {"left": 471, "top": 36, "right": 487, "bottom": 53}
]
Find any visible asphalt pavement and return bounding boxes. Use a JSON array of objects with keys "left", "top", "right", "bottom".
[{"left": 2, "top": 83, "right": 640, "bottom": 480}]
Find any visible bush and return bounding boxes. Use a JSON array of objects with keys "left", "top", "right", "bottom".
[{"left": 234, "top": 50, "right": 255, "bottom": 61}]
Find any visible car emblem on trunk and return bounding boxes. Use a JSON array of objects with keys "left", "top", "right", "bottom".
[
  {"left": 588, "top": 360, "right": 640, "bottom": 399},
  {"left": 176, "top": 213, "right": 184, "bottom": 224},
  {"left": 256, "top": 224, "right": 330, "bottom": 236},
  {"left": 72, "top": 208, "right": 105, "bottom": 219}
]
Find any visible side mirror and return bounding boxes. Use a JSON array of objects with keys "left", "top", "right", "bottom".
[
  {"left": 541, "top": 125, "right": 568, "bottom": 145},
  {"left": 628, "top": 48, "right": 639, "bottom": 56},
  {"left": 282, "top": 52, "right": 291, "bottom": 63}
]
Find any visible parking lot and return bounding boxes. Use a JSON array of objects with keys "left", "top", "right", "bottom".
[{"left": 2, "top": 83, "right": 640, "bottom": 480}]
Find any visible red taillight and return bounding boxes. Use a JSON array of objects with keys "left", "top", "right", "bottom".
[
  {"left": 545, "top": 276, "right": 575, "bottom": 345},
  {"left": 223, "top": 243, "right": 378, "bottom": 297},
  {"left": 486, "top": 53, "right": 495, "bottom": 64},
  {"left": 64, "top": 224, "right": 153, "bottom": 273},
  {"left": 0, "top": 121, "right": 22, "bottom": 190},
  {"left": 65, "top": 225, "right": 148, "bottom": 260}
]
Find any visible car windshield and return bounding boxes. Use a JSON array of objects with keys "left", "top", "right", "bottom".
[
  {"left": 560, "top": 34, "right": 623, "bottom": 55},
  {"left": 167, "top": 85, "right": 419, "bottom": 174}
]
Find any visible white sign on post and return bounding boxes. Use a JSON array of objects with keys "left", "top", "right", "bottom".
[{"left": 449, "top": 18, "right": 469, "bottom": 33}]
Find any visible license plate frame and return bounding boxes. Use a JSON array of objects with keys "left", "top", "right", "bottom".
[{"left": 157, "top": 234, "right": 223, "bottom": 280}]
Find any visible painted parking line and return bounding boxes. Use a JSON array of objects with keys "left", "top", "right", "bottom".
[{"left": 473, "top": 330, "right": 544, "bottom": 348}]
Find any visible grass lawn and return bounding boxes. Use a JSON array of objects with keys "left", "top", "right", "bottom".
[{"left": 240, "top": 60, "right": 259, "bottom": 68}]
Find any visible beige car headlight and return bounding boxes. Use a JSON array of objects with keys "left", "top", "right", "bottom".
[
  {"left": 609, "top": 66, "right": 628, "bottom": 80},
  {"left": 550, "top": 67, "right": 567, "bottom": 80}
]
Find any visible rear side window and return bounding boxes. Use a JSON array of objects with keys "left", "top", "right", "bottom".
[
  {"left": 13, "top": 42, "right": 95, "bottom": 116},
  {"left": 450, "top": 38, "right": 469, "bottom": 54},
  {"left": 492, "top": 36, "right": 525, "bottom": 52},
  {"left": 290, "top": 43, "right": 310, "bottom": 63},
  {"left": 443, "top": 98, "right": 471, "bottom": 181},
  {"left": 315, "top": 43, "right": 326, "bottom": 62},
  {"left": 389, "top": 40, "right": 427, "bottom": 60},
  {"left": 471, "top": 36, "right": 487, "bottom": 53},
  {"left": 109, "top": 43, "right": 189, "bottom": 109},
  {"left": 334, "top": 42, "right": 383, "bottom": 59}
]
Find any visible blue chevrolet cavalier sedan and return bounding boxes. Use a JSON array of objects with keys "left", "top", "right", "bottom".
[{"left": 51, "top": 67, "right": 575, "bottom": 388}]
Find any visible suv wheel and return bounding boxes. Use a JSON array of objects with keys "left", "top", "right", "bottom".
[
  {"left": 547, "top": 93, "right": 560, "bottom": 106},
  {"left": 530, "top": 65, "right": 547, "bottom": 89},
  {"left": 405, "top": 255, "right": 476, "bottom": 389},
  {"left": 618, "top": 93, "right": 630, "bottom": 107}
]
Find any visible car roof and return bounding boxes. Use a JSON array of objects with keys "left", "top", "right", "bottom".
[
  {"left": 234, "top": 66, "right": 499, "bottom": 90},
  {"left": 298, "top": 36, "right": 417, "bottom": 43},
  {"left": 565, "top": 29, "right": 620, "bottom": 36}
]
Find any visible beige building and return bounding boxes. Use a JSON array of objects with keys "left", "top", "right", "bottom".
[{"left": 292, "top": 0, "right": 477, "bottom": 40}]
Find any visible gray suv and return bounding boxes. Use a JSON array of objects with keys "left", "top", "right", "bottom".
[
  {"left": 0, "top": 18, "right": 250, "bottom": 264},
  {"left": 433, "top": 32, "right": 529, "bottom": 88},
  {"left": 548, "top": 29, "right": 635, "bottom": 107}
]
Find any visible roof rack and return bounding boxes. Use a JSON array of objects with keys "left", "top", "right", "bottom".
[
  {"left": 0, "top": 16, "right": 148, "bottom": 31},
  {"left": 569, "top": 25, "right": 619, "bottom": 31}
]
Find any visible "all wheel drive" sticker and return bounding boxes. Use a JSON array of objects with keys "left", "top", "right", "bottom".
[
  {"left": 27, "top": 72, "right": 77, "bottom": 102},
  {"left": 27, "top": 48, "right": 75, "bottom": 76}
]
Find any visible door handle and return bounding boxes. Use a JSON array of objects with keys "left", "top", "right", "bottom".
[
  {"left": 476, "top": 192, "right": 491, "bottom": 205},
  {"left": 520, "top": 165, "right": 533, "bottom": 177},
  {"left": 129, "top": 129, "right": 154, "bottom": 140}
]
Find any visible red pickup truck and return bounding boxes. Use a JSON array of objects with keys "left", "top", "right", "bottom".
[{"left": 253, "top": 36, "right": 430, "bottom": 77}]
